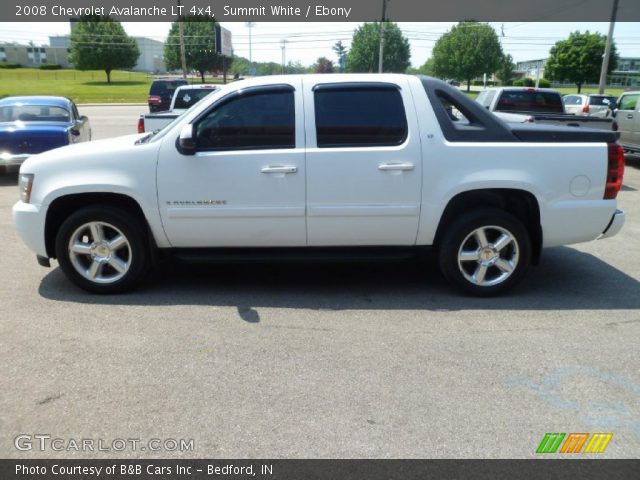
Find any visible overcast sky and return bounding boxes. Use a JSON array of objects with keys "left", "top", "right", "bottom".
[{"left": 1, "top": 21, "right": 639, "bottom": 67}]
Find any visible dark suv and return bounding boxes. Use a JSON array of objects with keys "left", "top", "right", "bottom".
[{"left": 148, "top": 78, "right": 188, "bottom": 112}]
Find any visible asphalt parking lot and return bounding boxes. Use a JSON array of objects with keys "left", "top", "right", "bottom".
[{"left": 0, "top": 107, "right": 639, "bottom": 459}]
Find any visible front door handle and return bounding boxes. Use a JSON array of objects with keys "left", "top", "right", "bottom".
[
  {"left": 378, "top": 162, "right": 414, "bottom": 171},
  {"left": 627, "top": 114, "right": 634, "bottom": 119},
  {"left": 261, "top": 165, "right": 297, "bottom": 174}
]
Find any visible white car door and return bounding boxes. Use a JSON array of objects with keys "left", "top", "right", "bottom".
[
  {"left": 156, "top": 80, "right": 307, "bottom": 247},
  {"left": 303, "top": 78, "right": 422, "bottom": 246}
]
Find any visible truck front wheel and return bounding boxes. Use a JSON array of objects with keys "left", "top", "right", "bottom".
[
  {"left": 55, "top": 205, "right": 150, "bottom": 294},
  {"left": 438, "top": 208, "right": 531, "bottom": 296}
]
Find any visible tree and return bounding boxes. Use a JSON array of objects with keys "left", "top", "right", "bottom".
[
  {"left": 313, "top": 57, "right": 335, "bottom": 74},
  {"left": 332, "top": 40, "right": 347, "bottom": 72},
  {"left": 165, "top": 16, "right": 231, "bottom": 83},
  {"left": 495, "top": 54, "right": 515, "bottom": 86},
  {"left": 346, "top": 22, "right": 410, "bottom": 73},
  {"left": 286, "top": 60, "right": 309, "bottom": 74},
  {"left": 544, "top": 31, "right": 618, "bottom": 93},
  {"left": 415, "top": 57, "right": 436, "bottom": 76},
  {"left": 430, "top": 21, "right": 503, "bottom": 91},
  {"left": 69, "top": 16, "right": 139, "bottom": 83}
]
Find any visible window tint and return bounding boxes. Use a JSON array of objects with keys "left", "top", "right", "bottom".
[
  {"left": 173, "top": 88, "right": 216, "bottom": 110},
  {"left": 618, "top": 94, "right": 639, "bottom": 111},
  {"left": 314, "top": 86, "right": 407, "bottom": 147},
  {"left": 195, "top": 89, "right": 295, "bottom": 151},
  {"left": 496, "top": 91, "right": 564, "bottom": 113}
]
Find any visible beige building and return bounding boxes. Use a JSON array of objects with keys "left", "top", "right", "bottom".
[
  {"left": 0, "top": 35, "right": 165, "bottom": 72},
  {"left": 0, "top": 42, "right": 72, "bottom": 68}
]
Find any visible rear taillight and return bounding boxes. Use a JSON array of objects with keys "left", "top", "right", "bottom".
[
  {"left": 604, "top": 143, "right": 624, "bottom": 199},
  {"left": 137, "top": 117, "right": 145, "bottom": 133},
  {"left": 148, "top": 95, "right": 161, "bottom": 104},
  {"left": 582, "top": 104, "right": 590, "bottom": 113}
]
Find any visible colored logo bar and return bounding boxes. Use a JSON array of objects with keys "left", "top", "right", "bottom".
[{"left": 536, "top": 433, "right": 612, "bottom": 454}]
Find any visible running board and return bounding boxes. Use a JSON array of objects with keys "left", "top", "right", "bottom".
[{"left": 170, "top": 246, "right": 423, "bottom": 264}]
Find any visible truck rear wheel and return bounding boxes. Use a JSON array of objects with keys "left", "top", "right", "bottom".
[
  {"left": 438, "top": 208, "right": 531, "bottom": 296},
  {"left": 55, "top": 205, "right": 149, "bottom": 294}
]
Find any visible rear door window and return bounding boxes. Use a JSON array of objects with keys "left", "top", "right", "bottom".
[{"left": 313, "top": 84, "right": 407, "bottom": 147}]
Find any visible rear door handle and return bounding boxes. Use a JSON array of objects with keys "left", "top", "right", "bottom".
[
  {"left": 378, "top": 162, "right": 414, "bottom": 171},
  {"left": 261, "top": 165, "right": 297, "bottom": 174},
  {"left": 627, "top": 114, "right": 634, "bottom": 119}
]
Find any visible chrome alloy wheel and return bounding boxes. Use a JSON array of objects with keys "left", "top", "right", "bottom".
[
  {"left": 457, "top": 225, "right": 519, "bottom": 287},
  {"left": 67, "top": 221, "right": 132, "bottom": 284}
]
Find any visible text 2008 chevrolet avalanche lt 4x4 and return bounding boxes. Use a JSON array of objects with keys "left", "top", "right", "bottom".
[{"left": 13, "top": 75, "right": 626, "bottom": 296}]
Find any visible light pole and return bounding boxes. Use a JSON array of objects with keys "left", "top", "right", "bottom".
[
  {"left": 598, "top": 0, "right": 619, "bottom": 94},
  {"left": 378, "top": 0, "right": 388, "bottom": 73},
  {"left": 281, "top": 39, "right": 288, "bottom": 74},
  {"left": 177, "top": 0, "right": 187, "bottom": 79},
  {"left": 245, "top": 22, "right": 255, "bottom": 69}
]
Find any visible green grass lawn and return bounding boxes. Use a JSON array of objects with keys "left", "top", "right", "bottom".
[
  {"left": 0, "top": 69, "right": 225, "bottom": 104},
  {"left": 0, "top": 69, "right": 628, "bottom": 104}
]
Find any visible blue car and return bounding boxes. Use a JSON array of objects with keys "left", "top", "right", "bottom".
[{"left": 0, "top": 96, "right": 91, "bottom": 173}]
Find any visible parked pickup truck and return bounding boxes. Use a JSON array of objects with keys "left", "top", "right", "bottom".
[
  {"left": 476, "top": 87, "right": 616, "bottom": 130},
  {"left": 138, "top": 84, "right": 219, "bottom": 133},
  {"left": 13, "top": 75, "right": 625, "bottom": 296}
]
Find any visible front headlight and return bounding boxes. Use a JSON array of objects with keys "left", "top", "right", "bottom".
[{"left": 19, "top": 173, "right": 34, "bottom": 203}]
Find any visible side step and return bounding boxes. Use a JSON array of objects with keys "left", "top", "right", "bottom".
[{"left": 170, "top": 246, "right": 423, "bottom": 264}]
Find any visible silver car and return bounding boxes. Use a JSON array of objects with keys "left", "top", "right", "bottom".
[{"left": 563, "top": 94, "right": 618, "bottom": 118}]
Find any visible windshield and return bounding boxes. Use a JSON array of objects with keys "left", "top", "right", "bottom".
[
  {"left": 0, "top": 105, "right": 70, "bottom": 123},
  {"left": 496, "top": 91, "right": 564, "bottom": 113}
]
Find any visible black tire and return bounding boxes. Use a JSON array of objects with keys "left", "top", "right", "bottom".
[
  {"left": 55, "top": 205, "right": 150, "bottom": 294},
  {"left": 438, "top": 208, "right": 531, "bottom": 296}
]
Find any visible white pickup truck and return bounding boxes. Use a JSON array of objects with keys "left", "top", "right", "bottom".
[
  {"left": 476, "top": 87, "right": 617, "bottom": 131},
  {"left": 13, "top": 74, "right": 626, "bottom": 296},
  {"left": 137, "top": 84, "right": 219, "bottom": 133}
]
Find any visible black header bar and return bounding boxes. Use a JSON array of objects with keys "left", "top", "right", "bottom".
[
  {"left": 3, "top": 0, "right": 640, "bottom": 22},
  {"left": 2, "top": 459, "right": 639, "bottom": 480}
]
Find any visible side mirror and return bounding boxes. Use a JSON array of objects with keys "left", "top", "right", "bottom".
[
  {"left": 80, "top": 115, "right": 89, "bottom": 122},
  {"left": 70, "top": 128, "right": 81, "bottom": 137},
  {"left": 177, "top": 124, "right": 196, "bottom": 155}
]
